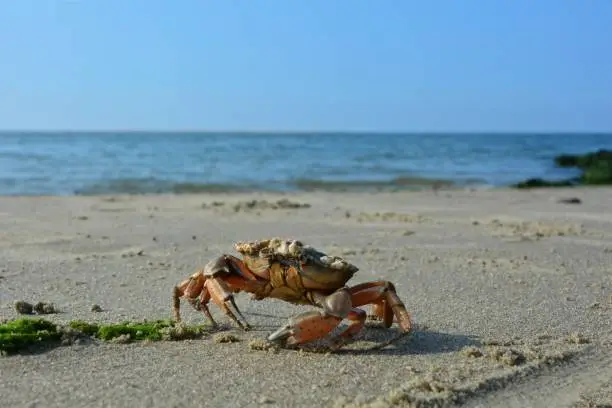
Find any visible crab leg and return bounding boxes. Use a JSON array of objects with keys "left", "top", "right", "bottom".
[
  {"left": 173, "top": 271, "right": 216, "bottom": 324},
  {"left": 205, "top": 277, "right": 252, "bottom": 330},
  {"left": 174, "top": 254, "right": 271, "bottom": 329},
  {"left": 193, "top": 288, "right": 217, "bottom": 326},
  {"left": 349, "top": 280, "right": 412, "bottom": 332}
]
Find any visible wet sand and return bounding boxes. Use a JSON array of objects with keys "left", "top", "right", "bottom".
[{"left": 1, "top": 188, "right": 611, "bottom": 408}]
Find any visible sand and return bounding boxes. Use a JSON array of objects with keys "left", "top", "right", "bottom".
[{"left": 1, "top": 188, "right": 611, "bottom": 408}]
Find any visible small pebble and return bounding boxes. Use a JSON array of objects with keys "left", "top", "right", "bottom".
[
  {"left": 34, "top": 302, "right": 58, "bottom": 314},
  {"left": 14, "top": 301, "right": 33, "bottom": 314},
  {"left": 557, "top": 197, "right": 582, "bottom": 204}
]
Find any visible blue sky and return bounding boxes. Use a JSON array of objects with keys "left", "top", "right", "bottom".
[{"left": 1, "top": 1, "right": 610, "bottom": 132}]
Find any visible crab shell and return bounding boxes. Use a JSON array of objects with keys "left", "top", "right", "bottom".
[{"left": 235, "top": 238, "right": 360, "bottom": 292}]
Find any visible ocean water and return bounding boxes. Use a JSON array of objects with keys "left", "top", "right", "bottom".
[{"left": 0, "top": 132, "right": 611, "bottom": 196}]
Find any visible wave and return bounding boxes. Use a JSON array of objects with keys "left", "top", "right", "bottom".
[
  {"left": 291, "top": 176, "right": 460, "bottom": 192},
  {"left": 74, "top": 178, "right": 255, "bottom": 195},
  {"left": 72, "top": 175, "right": 484, "bottom": 196}
]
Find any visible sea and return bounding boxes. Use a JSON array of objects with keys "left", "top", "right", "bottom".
[{"left": 1, "top": 132, "right": 611, "bottom": 196}]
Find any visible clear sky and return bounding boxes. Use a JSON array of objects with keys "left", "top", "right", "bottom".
[{"left": 1, "top": 1, "right": 610, "bottom": 132}]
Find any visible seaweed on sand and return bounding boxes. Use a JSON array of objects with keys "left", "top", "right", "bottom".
[
  {"left": 0, "top": 318, "right": 62, "bottom": 354},
  {"left": 0, "top": 318, "right": 210, "bottom": 355},
  {"left": 68, "top": 319, "right": 208, "bottom": 342}
]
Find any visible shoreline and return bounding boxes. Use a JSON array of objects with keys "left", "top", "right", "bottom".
[
  {"left": 0, "top": 185, "right": 612, "bottom": 202},
  {"left": 0, "top": 183, "right": 610, "bottom": 199}
]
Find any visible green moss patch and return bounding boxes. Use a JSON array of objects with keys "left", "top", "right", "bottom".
[
  {"left": 1, "top": 318, "right": 210, "bottom": 355},
  {"left": 0, "top": 318, "right": 62, "bottom": 354},
  {"left": 68, "top": 319, "right": 208, "bottom": 342}
]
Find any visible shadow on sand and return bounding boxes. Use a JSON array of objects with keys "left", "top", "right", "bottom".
[
  {"left": 336, "top": 325, "right": 480, "bottom": 356},
  {"left": 236, "top": 311, "right": 481, "bottom": 356},
  {"left": 262, "top": 322, "right": 481, "bottom": 356},
  {"left": 0, "top": 337, "right": 98, "bottom": 358}
]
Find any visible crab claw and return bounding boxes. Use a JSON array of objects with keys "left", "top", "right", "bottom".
[{"left": 267, "top": 310, "right": 343, "bottom": 346}]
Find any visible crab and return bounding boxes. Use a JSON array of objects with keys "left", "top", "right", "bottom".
[{"left": 172, "top": 238, "right": 413, "bottom": 348}]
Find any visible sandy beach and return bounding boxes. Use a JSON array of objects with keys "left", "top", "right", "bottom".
[{"left": 1, "top": 188, "right": 611, "bottom": 408}]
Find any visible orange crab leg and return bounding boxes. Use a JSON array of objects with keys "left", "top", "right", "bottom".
[
  {"left": 194, "top": 286, "right": 217, "bottom": 326},
  {"left": 349, "top": 280, "right": 412, "bottom": 333},
  {"left": 173, "top": 271, "right": 208, "bottom": 322},
  {"left": 173, "top": 254, "right": 270, "bottom": 328},
  {"left": 205, "top": 276, "right": 252, "bottom": 330}
]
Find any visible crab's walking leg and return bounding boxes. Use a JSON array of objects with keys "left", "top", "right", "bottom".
[
  {"left": 192, "top": 287, "right": 217, "bottom": 326},
  {"left": 204, "top": 276, "right": 251, "bottom": 330},
  {"left": 172, "top": 254, "right": 262, "bottom": 329},
  {"left": 349, "top": 280, "right": 412, "bottom": 332},
  {"left": 172, "top": 271, "right": 216, "bottom": 325},
  {"left": 196, "top": 254, "right": 271, "bottom": 330}
]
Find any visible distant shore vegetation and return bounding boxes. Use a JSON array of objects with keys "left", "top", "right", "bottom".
[{"left": 513, "top": 149, "right": 612, "bottom": 189}]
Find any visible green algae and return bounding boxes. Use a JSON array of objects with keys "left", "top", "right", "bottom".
[
  {"left": 1, "top": 318, "right": 210, "bottom": 355},
  {"left": 68, "top": 320, "right": 100, "bottom": 336},
  {"left": 0, "top": 318, "right": 62, "bottom": 354},
  {"left": 68, "top": 319, "right": 208, "bottom": 342}
]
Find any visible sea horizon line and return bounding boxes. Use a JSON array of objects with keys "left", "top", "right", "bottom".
[{"left": 0, "top": 129, "right": 611, "bottom": 136}]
